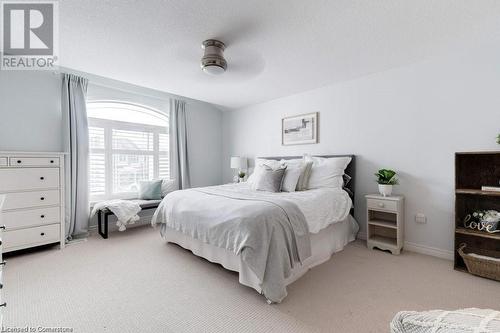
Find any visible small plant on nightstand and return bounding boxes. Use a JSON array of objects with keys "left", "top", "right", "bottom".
[
  {"left": 375, "top": 169, "right": 399, "bottom": 197},
  {"left": 238, "top": 171, "right": 246, "bottom": 183}
]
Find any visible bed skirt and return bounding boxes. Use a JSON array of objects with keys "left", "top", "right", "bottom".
[{"left": 161, "top": 215, "right": 358, "bottom": 297}]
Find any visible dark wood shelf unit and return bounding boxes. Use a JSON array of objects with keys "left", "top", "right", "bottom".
[
  {"left": 454, "top": 151, "right": 500, "bottom": 272},
  {"left": 455, "top": 189, "right": 500, "bottom": 197},
  {"left": 456, "top": 227, "right": 500, "bottom": 240}
]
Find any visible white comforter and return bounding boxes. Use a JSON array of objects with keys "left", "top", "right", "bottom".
[{"left": 215, "top": 183, "right": 353, "bottom": 233}]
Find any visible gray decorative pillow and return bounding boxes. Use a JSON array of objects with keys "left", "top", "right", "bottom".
[
  {"left": 251, "top": 165, "right": 287, "bottom": 192},
  {"left": 138, "top": 180, "right": 163, "bottom": 200}
]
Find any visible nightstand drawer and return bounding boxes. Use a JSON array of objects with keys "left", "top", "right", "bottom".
[{"left": 367, "top": 198, "right": 397, "bottom": 211}]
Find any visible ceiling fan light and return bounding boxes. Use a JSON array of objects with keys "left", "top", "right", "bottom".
[
  {"left": 202, "top": 64, "right": 226, "bottom": 75},
  {"left": 201, "top": 39, "right": 227, "bottom": 75}
]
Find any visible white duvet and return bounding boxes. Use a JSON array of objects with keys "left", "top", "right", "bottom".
[{"left": 207, "top": 183, "right": 352, "bottom": 233}]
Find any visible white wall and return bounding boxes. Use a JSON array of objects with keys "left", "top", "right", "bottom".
[
  {"left": 0, "top": 71, "right": 63, "bottom": 151},
  {"left": 0, "top": 69, "right": 223, "bottom": 187},
  {"left": 222, "top": 42, "right": 500, "bottom": 255}
]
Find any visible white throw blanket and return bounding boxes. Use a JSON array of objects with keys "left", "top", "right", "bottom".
[
  {"left": 391, "top": 308, "right": 500, "bottom": 333},
  {"left": 91, "top": 200, "right": 142, "bottom": 231}
]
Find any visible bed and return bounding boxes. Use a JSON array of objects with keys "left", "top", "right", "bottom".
[{"left": 152, "top": 155, "right": 358, "bottom": 303}]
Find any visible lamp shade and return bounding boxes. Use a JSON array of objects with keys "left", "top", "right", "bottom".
[{"left": 230, "top": 156, "right": 247, "bottom": 169}]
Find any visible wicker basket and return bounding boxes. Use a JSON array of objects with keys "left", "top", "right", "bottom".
[{"left": 458, "top": 243, "right": 500, "bottom": 281}]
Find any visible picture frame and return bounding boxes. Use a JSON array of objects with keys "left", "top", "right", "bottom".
[{"left": 282, "top": 112, "right": 318, "bottom": 145}]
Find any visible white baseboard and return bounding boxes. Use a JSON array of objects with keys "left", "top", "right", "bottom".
[
  {"left": 356, "top": 232, "right": 367, "bottom": 240},
  {"left": 357, "top": 232, "right": 453, "bottom": 261},
  {"left": 403, "top": 241, "right": 453, "bottom": 261}
]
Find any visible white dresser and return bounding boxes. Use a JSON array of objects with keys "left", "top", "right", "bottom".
[
  {"left": 0, "top": 152, "right": 66, "bottom": 252},
  {"left": 0, "top": 194, "right": 6, "bottom": 325}
]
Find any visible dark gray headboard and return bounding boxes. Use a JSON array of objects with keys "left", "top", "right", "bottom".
[{"left": 259, "top": 155, "right": 356, "bottom": 210}]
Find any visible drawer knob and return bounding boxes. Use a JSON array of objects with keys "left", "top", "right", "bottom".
[
  {"left": 0, "top": 261, "right": 6, "bottom": 266},
  {"left": 40, "top": 176, "right": 45, "bottom": 180},
  {"left": 41, "top": 215, "right": 45, "bottom": 218},
  {"left": 378, "top": 203, "right": 385, "bottom": 208},
  {"left": 41, "top": 232, "right": 45, "bottom": 236},
  {"left": 0, "top": 225, "right": 5, "bottom": 230},
  {"left": 0, "top": 302, "right": 6, "bottom": 308},
  {"left": 40, "top": 197, "right": 45, "bottom": 201},
  {"left": 16, "top": 160, "right": 21, "bottom": 164},
  {"left": 0, "top": 283, "right": 3, "bottom": 289},
  {"left": 50, "top": 160, "right": 54, "bottom": 163}
]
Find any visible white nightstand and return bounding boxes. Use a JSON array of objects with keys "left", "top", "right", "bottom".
[{"left": 366, "top": 194, "right": 404, "bottom": 255}]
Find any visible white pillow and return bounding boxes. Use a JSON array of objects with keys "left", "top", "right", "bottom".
[
  {"left": 300, "top": 161, "right": 313, "bottom": 189},
  {"left": 247, "top": 158, "right": 282, "bottom": 184},
  {"left": 305, "top": 156, "right": 351, "bottom": 189},
  {"left": 280, "top": 165, "right": 303, "bottom": 192},
  {"left": 160, "top": 178, "right": 177, "bottom": 197},
  {"left": 280, "top": 159, "right": 312, "bottom": 191}
]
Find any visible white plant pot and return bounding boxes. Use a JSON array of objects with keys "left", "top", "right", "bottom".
[{"left": 378, "top": 184, "right": 393, "bottom": 197}]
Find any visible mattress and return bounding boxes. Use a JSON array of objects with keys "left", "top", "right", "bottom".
[{"left": 162, "top": 215, "right": 359, "bottom": 297}]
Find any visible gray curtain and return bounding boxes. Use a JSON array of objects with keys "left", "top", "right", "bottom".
[
  {"left": 170, "top": 99, "right": 191, "bottom": 189},
  {"left": 62, "top": 74, "right": 89, "bottom": 240}
]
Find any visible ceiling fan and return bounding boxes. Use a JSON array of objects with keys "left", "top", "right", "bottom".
[{"left": 200, "top": 39, "right": 227, "bottom": 75}]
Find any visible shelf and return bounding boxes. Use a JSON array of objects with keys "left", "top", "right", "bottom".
[
  {"left": 368, "top": 220, "right": 397, "bottom": 229},
  {"left": 455, "top": 151, "right": 500, "bottom": 155},
  {"left": 455, "top": 227, "right": 500, "bottom": 240},
  {"left": 368, "top": 235, "right": 397, "bottom": 247},
  {"left": 456, "top": 189, "right": 500, "bottom": 197}
]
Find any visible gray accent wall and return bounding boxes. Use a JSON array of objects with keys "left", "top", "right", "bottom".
[{"left": 222, "top": 42, "right": 500, "bottom": 256}]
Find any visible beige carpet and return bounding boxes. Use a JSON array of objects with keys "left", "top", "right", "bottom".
[{"left": 3, "top": 226, "right": 500, "bottom": 333}]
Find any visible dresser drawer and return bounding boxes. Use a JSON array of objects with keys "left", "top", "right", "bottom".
[
  {"left": 3, "top": 224, "right": 60, "bottom": 251},
  {"left": 367, "top": 198, "right": 398, "bottom": 212},
  {"left": 0, "top": 158, "right": 7, "bottom": 167},
  {"left": 0, "top": 168, "right": 59, "bottom": 192},
  {"left": 2, "top": 207, "right": 60, "bottom": 230},
  {"left": 9, "top": 157, "right": 59, "bottom": 167},
  {"left": 3, "top": 190, "right": 60, "bottom": 210}
]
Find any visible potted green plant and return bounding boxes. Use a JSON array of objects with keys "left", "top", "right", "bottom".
[
  {"left": 496, "top": 133, "right": 500, "bottom": 144},
  {"left": 238, "top": 171, "right": 246, "bottom": 183},
  {"left": 375, "top": 169, "right": 399, "bottom": 197}
]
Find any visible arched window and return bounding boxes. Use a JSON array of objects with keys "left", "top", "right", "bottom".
[{"left": 87, "top": 101, "right": 169, "bottom": 200}]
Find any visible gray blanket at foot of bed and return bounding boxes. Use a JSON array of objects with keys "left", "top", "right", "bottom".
[{"left": 152, "top": 186, "right": 311, "bottom": 303}]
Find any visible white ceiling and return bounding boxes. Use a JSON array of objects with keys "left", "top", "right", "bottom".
[{"left": 59, "top": 0, "right": 500, "bottom": 110}]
